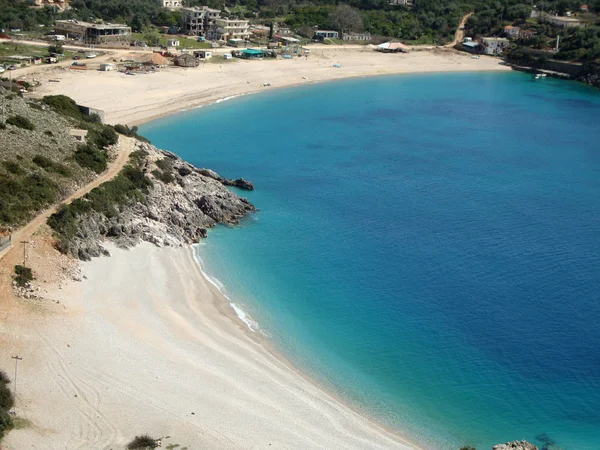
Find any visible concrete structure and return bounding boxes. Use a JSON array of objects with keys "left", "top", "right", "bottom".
[
  {"left": 519, "top": 29, "right": 536, "bottom": 40},
  {"left": 388, "top": 0, "right": 414, "bottom": 5},
  {"left": 194, "top": 50, "right": 213, "bottom": 59},
  {"left": 314, "top": 30, "right": 338, "bottom": 40},
  {"left": 181, "top": 6, "right": 221, "bottom": 36},
  {"left": 274, "top": 35, "right": 300, "bottom": 46},
  {"left": 167, "top": 38, "right": 180, "bottom": 47},
  {"left": 69, "top": 129, "right": 88, "bottom": 142},
  {"left": 210, "top": 18, "right": 250, "bottom": 41},
  {"left": 504, "top": 25, "right": 521, "bottom": 38},
  {"left": 100, "top": 63, "right": 114, "bottom": 71},
  {"left": 55, "top": 20, "right": 131, "bottom": 45},
  {"left": 161, "top": 0, "right": 182, "bottom": 8},
  {"left": 175, "top": 53, "right": 199, "bottom": 67},
  {"left": 342, "top": 32, "right": 371, "bottom": 42},
  {"left": 482, "top": 37, "right": 510, "bottom": 55},
  {"left": 541, "top": 14, "right": 587, "bottom": 28}
]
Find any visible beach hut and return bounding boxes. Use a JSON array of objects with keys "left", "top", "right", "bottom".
[
  {"left": 376, "top": 42, "right": 410, "bottom": 53},
  {"left": 175, "top": 53, "right": 199, "bottom": 67},
  {"left": 100, "top": 63, "right": 114, "bottom": 71},
  {"left": 194, "top": 50, "right": 213, "bottom": 59},
  {"left": 167, "top": 38, "right": 180, "bottom": 48},
  {"left": 223, "top": 53, "right": 232, "bottom": 60}
]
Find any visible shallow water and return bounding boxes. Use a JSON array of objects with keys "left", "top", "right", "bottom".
[{"left": 141, "top": 72, "right": 600, "bottom": 449}]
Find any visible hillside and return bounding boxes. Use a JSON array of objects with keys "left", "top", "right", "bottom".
[{"left": 0, "top": 90, "right": 121, "bottom": 227}]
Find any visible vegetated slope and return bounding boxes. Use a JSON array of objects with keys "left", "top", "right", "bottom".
[{"left": 0, "top": 90, "right": 119, "bottom": 227}]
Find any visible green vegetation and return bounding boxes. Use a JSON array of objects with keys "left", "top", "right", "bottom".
[
  {"left": 131, "top": 32, "right": 212, "bottom": 49},
  {"left": 48, "top": 155, "right": 152, "bottom": 256},
  {"left": 0, "top": 172, "right": 60, "bottom": 225},
  {"left": 6, "top": 115, "right": 34, "bottom": 131},
  {"left": 114, "top": 124, "right": 150, "bottom": 143},
  {"left": 32, "top": 155, "right": 72, "bottom": 177},
  {"left": 14, "top": 265, "right": 33, "bottom": 287},
  {"left": 42, "top": 95, "right": 83, "bottom": 120},
  {"left": 0, "top": 370, "right": 14, "bottom": 441},
  {"left": 2, "top": 160, "right": 24, "bottom": 175},
  {"left": 73, "top": 143, "right": 108, "bottom": 174},
  {"left": 460, "top": 446, "right": 476, "bottom": 450},
  {"left": 127, "top": 434, "right": 159, "bottom": 449}
]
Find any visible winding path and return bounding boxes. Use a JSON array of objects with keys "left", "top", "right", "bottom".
[
  {"left": 0, "top": 135, "right": 134, "bottom": 262},
  {"left": 445, "top": 12, "right": 474, "bottom": 47}
]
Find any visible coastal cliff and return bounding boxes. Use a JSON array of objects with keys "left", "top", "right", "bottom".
[
  {"left": 48, "top": 141, "right": 255, "bottom": 260},
  {"left": 493, "top": 440, "right": 538, "bottom": 450}
]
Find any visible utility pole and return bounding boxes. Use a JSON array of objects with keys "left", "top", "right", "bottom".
[
  {"left": 20, "top": 240, "right": 28, "bottom": 267},
  {"left": 11, "top": 355, "right": 23, "bottom": 402}
]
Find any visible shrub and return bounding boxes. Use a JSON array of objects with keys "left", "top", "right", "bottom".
[
  {"left": 460, "top": 446, "right": 476, "bottom": 450},
  {"left": 0, "top": 409, "right": 12, "bottom": 441},
  {"left": 2, "top": 161, "right": 24, "bottom": 175},
  {"left": 155, "top": 158, "right": 172, "bottom": 172},
  {"left": 42, "top": 95, "right": 82, "bottom": 120},
  {"left": 44, "top": 130, "right": 53, "bottom": 137},
  {"left": 152, "top": 169, "right": 175, "bottom": 184},
  {"left": 74, "top": 144, "right": 108, "bottom": 173},
  {"left": 32, "top": 156, "right": 72, "bottom": 177},
  {"left": 88, "top": 125, "right": 118, "bottom": 149},
  {"left": 127, "top": 435, "right": 158, "bottom": 449},
  {"left": 0, "top": 371, "right": 9, "bottom": 385},
  {"left": 14, "top": 265, "right": 33, "bottom": 288},
  {"left": 6, "top": 115, "right": 34, "bottom": 131},
  {"left": 83, "top": 113, "right": 102, "bottom": 124},
  {"left": 0, "top": 123, "right": 6, "bottom": 130},
  {"left": 114, "top": 124, "right": 151, "bottom": 143}
]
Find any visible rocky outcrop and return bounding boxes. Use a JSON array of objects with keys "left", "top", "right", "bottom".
[
  {"left": 196, "top": 167, "right": 254, "bottom": 190},
  {"left": 493, "top": 441, "right": 538, "bottom": 450},
  {"left": 63, "top": 142, "right": 255, "bottom": 260}
]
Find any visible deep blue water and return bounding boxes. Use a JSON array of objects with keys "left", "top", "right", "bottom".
[{"left": 140, "top": 72, "right": 600, "bottom": 449}]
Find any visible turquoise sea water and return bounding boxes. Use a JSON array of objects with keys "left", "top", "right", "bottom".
[{"left": 140, "top": 72, "right": 600, "bottom": 450}]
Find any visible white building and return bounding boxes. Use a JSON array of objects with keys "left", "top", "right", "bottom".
[
  {"left": 161, "top": 0, "right": 182, "bottom": 8},
  {"left": 342, "top": 32, "right": 371, "bottom": 41},
  {"left": 388, "top": 0, "right": 414, "bottom": 6},
  {"left": 181, "top": 6, "right": 221, "bottom": 36},
  {"left": 542, "top": 14, "right": 587, "bottom": 28},
  {"left": 208, "top": 18, "right": 250, "bottom": 41},
  {"left": 167, "top": 38, "right": 179, "bottom": 47},
  {"left": 315, "top": 30, "right": 338, "bottom": 40},
  {"left": 482, "top": 37, "right": 510, "bottom": 55}
]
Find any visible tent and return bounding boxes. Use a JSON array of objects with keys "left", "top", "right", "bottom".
[{"left": 376, "top": 42, "right": 411, "bottom": 53}]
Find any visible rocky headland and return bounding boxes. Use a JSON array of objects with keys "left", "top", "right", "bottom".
[
  {"left": 493, "top": 440, "right": 539, "bottom": 450},
  {"left": 48, "top": 141, "right": 255, "bottom": 260}
]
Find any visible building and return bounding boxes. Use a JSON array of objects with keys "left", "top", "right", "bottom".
[
  {"left": 69, "top": 129, "right": 88, "bottom": 143},
  {"left": 181, "top": 6, "right": 221, "bottom": 36},
  {"left": 481, "top": 37, "right": 510, "bottom": 55},
  {"left": 161, "top": 0, "right": 182, "bottom": 8},
  {"left": 274, "top": 35, "right": 300, "bottom": 46},
  {"left": 388, "top": 0, "right": 414, "bottom": 6},
  {"left": 376, "top": 41, "right": 410, "bottom": 53},
  {"left": 314, "top": 30, "right": 339, "bottom": 40},
  {"left": 54, "top": 20, "right": 131, "bottom": 46},
  {"left": 518, "top": 29, "right": 536, "bottom": 40},
  {"left": 342, "top": 32, "right": 371, "bottom": 42},
  {"left": 167, "top": 38, "right": 179, "bottom": 47},
  {"left": 504, "top": 25, "right": 520, "bottom": 38},
  {"left": 541, "top": 13, "right": 587, "bottom": 28},
  {"left": 463, "top": 40, "right": 481, "bottom": 53},
  {"left": 175, "top": 53, "right": 199, "bottom": 67},
  {"left": 581, "top": 4, "right": 589, "bottom": 11},
  {"left": 209, "top": 18, "right": 250, "bottom": 41}
]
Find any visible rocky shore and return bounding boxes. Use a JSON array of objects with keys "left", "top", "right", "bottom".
[{"left": 54, "top": 141, "right": 256, "bottom": 260}]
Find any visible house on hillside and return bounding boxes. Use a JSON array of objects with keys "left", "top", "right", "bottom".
[
  {"left": 55, "top": 20, "right": 131, "bottom": 46},
  {"left": 388, "top": 0, "right": 414, "bottom": 6},
  {"left": 580, "top": 4, "right": 589, "bottom": 11},
  {"left": 504, "top": 25, "right": 520, "bottom": 38},
  {"left": 162, "top": 0, "right": 182, "bottom": 8},
  {"left": 463, "top": 40, "right": 482, "bottom": 53},
  {"left": 181, "top": 6, "right": 221, "bottom": 36},
  {"left": 482, "top": 37, "right": 510, "bottom": 55},
  {"left": 541, "top": 13, "right": 587, "bottom": 27}
]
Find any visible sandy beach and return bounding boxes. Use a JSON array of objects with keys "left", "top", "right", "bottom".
[
  {"left": 27, "top": 47, "right": 511, "bottom": 125},
  {"left": 0, "top": 242, "right": 418, "bottom": 449}
]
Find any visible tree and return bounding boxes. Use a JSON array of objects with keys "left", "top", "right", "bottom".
[
  {"left": 328, "top": 5, "right": 364, "bottom": 34},
  {"left": 48, "top": 42, "right": 63, "bottom": 55}
]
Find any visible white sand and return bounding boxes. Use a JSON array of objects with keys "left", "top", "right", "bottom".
[
  {"left": 31, "top": 47, "right": 510, "bottom": 125},
  {"left": 1, "top": 243, "right": 418, "bottom": 449}
]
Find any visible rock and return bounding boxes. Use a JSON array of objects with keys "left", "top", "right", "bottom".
[
  {"left": 59, "top": 142, "right": 256, "bottom": 260},
  {"left": 493, "top": 440, "right": 538, "bottom": 450}
]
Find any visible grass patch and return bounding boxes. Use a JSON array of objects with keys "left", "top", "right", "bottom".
[
  {"left": 74, "top": 144, "right": 108, "bottom": 174},
  {"left": 127, "top": 434, "right": 159, "bottom": 449},
  {"left": 14, "top": 265, "right": 33, "bottom": 287},
  {"left": 6, "top": 115, "right": 34, "bottom": 131}
]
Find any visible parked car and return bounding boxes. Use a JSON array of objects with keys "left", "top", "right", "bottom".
[
  {"left": 0, "top": 67, "right": 5, "bottom": 73},
  {"left": 7, "top": 65, "right": 18, "bottom": 70},
  {"left": 73, "top": 55, "right": 81, "bottom": 60},
  {"left": 86, "top": 53, "right": 97, "bottom": 58}
]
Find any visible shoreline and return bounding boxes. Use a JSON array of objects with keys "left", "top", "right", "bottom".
[
  {"left": 1, "top": 243, "right": 422, "bottom": 449},
  {"left": 189, "top": 244, "right": 424, "bottom": 449},
  {"left": 27, "top": 48, "right": 512, "bottom": 127}
]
